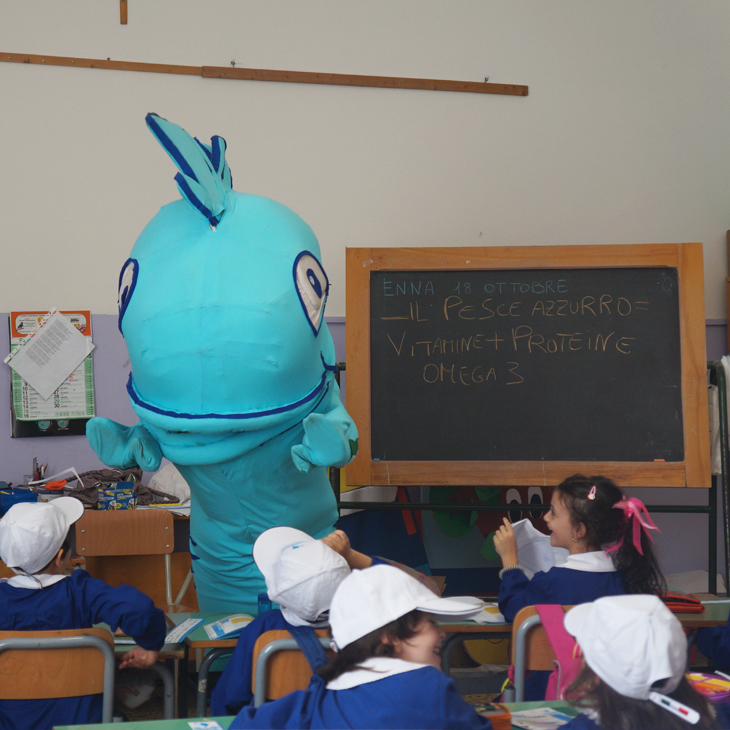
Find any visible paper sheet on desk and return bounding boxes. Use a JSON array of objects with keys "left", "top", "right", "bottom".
[
  {"left": 6, "top": 311, "right": 94, "bottom": 400},
  {"left": 442, "top": 596, "right": 505, "bottom": 623},
  {"left": 510, "top": 707, "right": 574, "bottom": 729},
  {"left": 471, "top": 604, "right": 506, "bottom": 623},
  {"left": 512, "top": 519, "right": 569, "bottom": 579}
]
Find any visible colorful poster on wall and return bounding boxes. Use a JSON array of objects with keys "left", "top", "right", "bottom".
[{"left": 9, "top": 311, "right": 95, "bottom": 437}]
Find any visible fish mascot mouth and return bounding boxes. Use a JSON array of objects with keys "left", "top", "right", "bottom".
[{"left": 125, "top": 351, "right": 338, "bottom": 436}]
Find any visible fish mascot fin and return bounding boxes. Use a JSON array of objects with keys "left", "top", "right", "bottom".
[{"left": 145, "top": 112, "right": 231, "bottom": 227}]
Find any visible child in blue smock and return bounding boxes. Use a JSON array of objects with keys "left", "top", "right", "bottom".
[
  {"left": 230, "top": 563, "right": 491, "bottom": 730},
  {"left": 0, "top": 498, "right": 166, "bottom": 730},
  {"left": 561, "top": 595, "right": 728, "bottom": 729},
  {"left": 212, "top": 525, "right": 439, "bottom": 715},
  {"left": 211, "top": 526, "right": 352, "bottom": 715},
  {"left": 494, "top": 474, "right": 665, "bottom": 699}
]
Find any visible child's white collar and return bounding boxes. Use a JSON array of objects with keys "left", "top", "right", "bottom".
[
  {"left": 557, "top": 550, "right": 617, "bottom": 573},
  {"left": 326, "top": 656, "right": 430, "bottom": 690},
  {"left": 1, "top": 573, "right": 67, "bottom": 590}
]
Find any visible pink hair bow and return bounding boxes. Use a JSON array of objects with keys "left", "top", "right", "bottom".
[{"left": 605, "top": 497, "right": 660, "bottom": 555}]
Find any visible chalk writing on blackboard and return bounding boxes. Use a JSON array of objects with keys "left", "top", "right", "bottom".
[{"left": 369, "top": 268, "right": 683, "bottom": 463}]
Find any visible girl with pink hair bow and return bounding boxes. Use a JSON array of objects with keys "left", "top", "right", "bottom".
[{"left": 494, "top": 474, "right": 665, "bottom": 701}]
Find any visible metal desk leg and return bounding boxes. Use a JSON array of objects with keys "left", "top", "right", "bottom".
[
  {"left": 178, "top": 651, "right": 189, "bottom": 718},
  {"left": 440, "top": 632, "right": 473, "bottom": 675},
  {"left": 150, "top": 661, "right": 175, "bottom": 719},
  {"left": 197, "top": 647, "right": 234, "bottom": 717}
]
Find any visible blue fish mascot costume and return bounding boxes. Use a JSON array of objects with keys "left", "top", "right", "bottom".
[{"left": 87, "top": 114, "right": 358, "bottom": 612}]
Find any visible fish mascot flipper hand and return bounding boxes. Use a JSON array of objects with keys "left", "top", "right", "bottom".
[
  {"left": 87, "top": 418, "right": 163, "bottom": 472},
  {"left": 292, "top": 410, "right": 359, "bottom": 473},
  {"left": 86, "top": 113, "right": 358, "bottom": 612}
]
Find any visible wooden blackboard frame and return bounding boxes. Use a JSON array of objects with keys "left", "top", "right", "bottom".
[{"left": 345, "top": 243, "right": 710, "bottom": 488}]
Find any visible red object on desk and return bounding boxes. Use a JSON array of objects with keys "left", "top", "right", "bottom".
[
  {"left": 662, "top": 589, "right": 705, "bottom": 614},
  {"left": 43, "top": 480, "right": 67, "bottom": 491}
]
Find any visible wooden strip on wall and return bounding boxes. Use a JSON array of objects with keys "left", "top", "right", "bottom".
[
  {"left": 0, "top": 53, "right": 201, "bottom": 76},
  {"left": 0, "top": 52, "right": 528, "bottom": 96},
  {"left": 202, "top": 66, "right": 528, "bottom": 96}
]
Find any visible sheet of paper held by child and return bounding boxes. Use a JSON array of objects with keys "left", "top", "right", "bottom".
[
  {"left": 204, "top": 614, "right": 255, "bottom": 640},
  {"left": 512, "top": 519, "right": 569, "bottom": 579}
]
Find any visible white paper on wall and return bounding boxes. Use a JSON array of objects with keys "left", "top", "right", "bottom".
[{"left": 6, "top": 311, "right": 94, "bottom": 401}]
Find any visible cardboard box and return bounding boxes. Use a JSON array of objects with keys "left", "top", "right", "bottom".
[{"left": 97, "top": 481, "right": 136, "bottom": 510}]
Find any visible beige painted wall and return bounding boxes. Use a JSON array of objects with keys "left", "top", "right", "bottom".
[{"left": 1, "top": 1, "right": 730, "bottom": 318}]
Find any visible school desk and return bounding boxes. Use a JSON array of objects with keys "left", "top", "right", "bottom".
[
  {"left": 165, "top": 612, "right": 240, "bottom": 717},
  {"left": 503, "top": 698, "right": 576, "bottom": 711},
  {"left": 676, "top": 599, "right": 730, "bottom": 628}
]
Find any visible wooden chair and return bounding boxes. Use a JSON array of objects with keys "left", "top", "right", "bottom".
[
  {"left": 75, "top": 508, "right": 193, "bottom": 611},
  {"left": 252, "top": 629, "right": 334, "bottom": 706},
  {"left": 0, "top": 628, "right": 115, "bottom": 723},
  {"left": 511, "top": 605, "right": 571, "bottom": 702}
]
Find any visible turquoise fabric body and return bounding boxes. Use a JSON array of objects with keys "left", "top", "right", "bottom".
[{"left": 87, "top": 115, "right": 356, "bottom": 611}]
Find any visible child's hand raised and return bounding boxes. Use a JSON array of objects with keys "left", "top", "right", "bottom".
[
  {"left": 493, "top": 517, "right": 519, "bottom": 568},
  {"left": 322, "top": 529, "right": 352, "bottom": 560},
  {"left": 321, "top": 529, "right": 372, "bottom": 570}
]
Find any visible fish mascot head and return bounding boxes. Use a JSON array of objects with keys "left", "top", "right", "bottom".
[{"left": 117, "top": 114, "right": 337, "bottom": 465}]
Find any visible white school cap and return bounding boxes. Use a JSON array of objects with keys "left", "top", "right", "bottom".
[
  {"left": 564, "top": 594, "right": 687, "bottom": 700},
  {"left": 0, "top": 497, "right": 84, "bottom": 575},
  {"left": 330, "top": 564, "right": 483, "bottom": 650},
  {"left": 253, "top": 526, "right": 350, "bottom": 626}
]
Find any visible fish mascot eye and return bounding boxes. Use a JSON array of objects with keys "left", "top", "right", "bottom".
[
  {"left": 117, "top": 258, "right": 139, "bottom": 334},
  {"left": 294, "top": 251, "right": 329, "bottom": 334}
]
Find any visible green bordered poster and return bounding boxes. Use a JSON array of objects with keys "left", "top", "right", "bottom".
[{"left": 9, "top": 311, "right": 95, "bottom": 437}]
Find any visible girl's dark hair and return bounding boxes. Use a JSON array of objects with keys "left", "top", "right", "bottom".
[
  {"left": 566, "top": 664, "right": 721, "bottom": 729},
  {"left": 317, "top": 609, "right": 424, "bottom": 684},
  {"left": 556, "top": 474, "right": 664, "bottom": 595}
]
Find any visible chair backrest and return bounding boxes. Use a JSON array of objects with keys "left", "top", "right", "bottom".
[
  {"left": 76, "top": 509, "right": 174, "bottom": 556},
  {"left": 512, "top": 605, "right": 573, "bottom": 702},
  {"left": 251, "top": 629, "right": 334, "bottom": 705},
  {"left": 0, "top": 628, "right": 115, "bottom": 722},
  {"left": 511, "top": 605, "right": 557, "bottom": 670},
  {"left": 76, "top": 509, "right": 187, "bottom": 608}
]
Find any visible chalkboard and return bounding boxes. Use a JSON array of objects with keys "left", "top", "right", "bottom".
[{"left": 346, "top": 244, "right": 710, "bottom": 488}]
